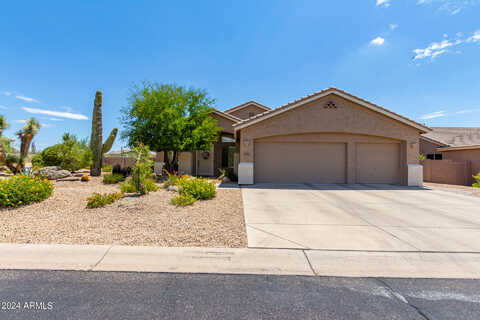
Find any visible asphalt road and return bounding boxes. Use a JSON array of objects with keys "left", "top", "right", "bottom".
[{"left": 0, "top": 270, "right": 479, "bottom": 319}]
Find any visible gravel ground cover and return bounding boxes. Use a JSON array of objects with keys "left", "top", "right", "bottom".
[{"left": 0, "top": 176, "right": 247, "bottom": 247}]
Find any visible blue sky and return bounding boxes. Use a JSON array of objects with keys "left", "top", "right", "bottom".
[{"left": 1, "top": 0, "right": 479, "bottom": 151}]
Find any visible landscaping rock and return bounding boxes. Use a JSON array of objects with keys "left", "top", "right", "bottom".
[
  {"left": 222, "top": 176, "right": 231, "bottom": 183},
  {"left": 35, "top": 166, "right": 72, "bottom": 180},
  {"left": 57, "top": 177, "right": 81, "bottom": 182},
  {"left": 167, "top": 185, "right": 179, "bottom": 192}
]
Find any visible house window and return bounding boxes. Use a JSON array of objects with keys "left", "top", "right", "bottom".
[
  {"left": 248, "top": 112, "right": 255, "bottom": 118},
  {"left": 426, "top": 154, "right": 443, "bottom": 160}
]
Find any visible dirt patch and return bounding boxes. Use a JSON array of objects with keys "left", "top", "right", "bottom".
[{"left": 0, "top": 177, "right": 247, "bottom": 247}]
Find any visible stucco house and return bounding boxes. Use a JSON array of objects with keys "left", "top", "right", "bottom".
[
  {"left": 420, "top": 127, "right": 480, "bottom": 185},
  {"left": 172, "top": 87, "right": 428, "bottom": 186}
]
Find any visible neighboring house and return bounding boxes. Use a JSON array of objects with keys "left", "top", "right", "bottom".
[
  {"left": 233, "top": 87, "right": 429, "bottom": 186},
  {"left": 420, "top": 127, "right": 480, "bottom": 185}
]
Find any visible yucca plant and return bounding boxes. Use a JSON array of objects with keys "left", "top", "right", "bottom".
[{"left": 0, "top": 116, "right": 40, "bottom": 174}]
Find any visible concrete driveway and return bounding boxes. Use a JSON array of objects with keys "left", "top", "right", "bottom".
[{"left": 242, "top": 184, "right": 480, "bottom": 252}]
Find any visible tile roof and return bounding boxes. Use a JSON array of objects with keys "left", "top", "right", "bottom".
[
  {"left": 422, "top": 127, "right": 480, "bottom": 147},
  {"left": 224, "top": 101, "right": 271, "bottom": 114},
  {"left": 233, "top": 87, "right": 430, "bottom": 133}
]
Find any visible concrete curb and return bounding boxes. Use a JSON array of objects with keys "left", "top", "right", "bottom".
[{"left": 1, "top": 243, "right": 480, "bottom": 278}]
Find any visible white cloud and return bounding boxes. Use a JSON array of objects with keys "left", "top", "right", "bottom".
[
  {"left": 376, "top": 0, "right": 391, "bottom": 7},
  {"left": 14, "top": 120, "right": 26, "bottom": 124},
  {"left": 456, "top": 108, "right": 480, "bottom": 114},
  {"left": 40, "top": 123, "right": 51, "bottom": 128},
  {"left": 390, "top": 24, "right": 399, "bottom": 30},
  {"left": 370, "top": 37, "right": 385, "bottom": 46},
  {"left": 1, "top": 91, "right": 12, "bottom": 96},
  {"left": 49, "top": 118, "right": 63, "bottom": 121},
  {"left": 466, "top": 30, "right": 480, "bottom": 43},
  {"left": 413, "top": 29, "right": 480, "bottom": 61},
  {"left": 0, "top": 105, "right": 7, "bottom": 110},
  {"left": 416, "top": 0, "right": 480, "bottom": 15},
  {"left": 16, "top": 95, "right": 39, "bottom": 103},
  {"left": 413, "top": 40, "right": 453, "bottom": 59},
  {"left": 420, "top": 111, "right": 446, "bottom": 119},
  {"left": 22, "top": 107, "right": 88, "bottom": 120}
]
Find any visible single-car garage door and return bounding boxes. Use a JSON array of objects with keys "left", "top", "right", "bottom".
[
  {"left": 254, "top": 142, "right": 346, "bottom": 183},
  {"left": 356, "top": 143, "right": 400, "bottom": 184}
]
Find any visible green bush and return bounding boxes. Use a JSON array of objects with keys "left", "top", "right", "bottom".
[
  {"left": 163, "top": 170, "right": 180, "bottom": 188},
  {"left": 102, "top": 164, "right": 113, "bottom": 172},
  {"left": 35, "top": 133, "right": 92, "bottom": 172},
  {"left": 103, "top": 173, "right": 125, "bottom": 184},
  {"left": 124, "top": 144, "right": 156, "bottom": 195},
  {"left": 86, "top": 192, "right": 122, "bottom": 209},
  {"left": 473, "top": 173, "right": 480, "bottom": 188},
  {"left": 177, "top": 176, "right": 216, "bottom": 200},
  {"left": 0, "top": 175, "right": 54, "bottom": 208},
  {"left": 171, "top": 194, "right": 196, "bottom": 206},
  {"left": 121, "top": 178, "right": 158, "bottom": 193}
]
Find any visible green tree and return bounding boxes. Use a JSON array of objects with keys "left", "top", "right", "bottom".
[
  {"left": 121, "top": 82, "right": 220, "bottom": 172},
  {"left": 33, "top": 133, "right": 92, "bottom": 172}
]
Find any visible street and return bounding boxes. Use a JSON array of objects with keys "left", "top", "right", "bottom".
[{"left": 0, "top": 270, "right": 478, "bottom": 319}]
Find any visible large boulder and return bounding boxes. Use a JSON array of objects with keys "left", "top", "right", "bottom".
[{"left": 35, "top": 166, "right": 72, "bottom": 180}]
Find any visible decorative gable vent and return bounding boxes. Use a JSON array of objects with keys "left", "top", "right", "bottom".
[{"left": 324, "top": 101, "right": 337, "bottom": 109}]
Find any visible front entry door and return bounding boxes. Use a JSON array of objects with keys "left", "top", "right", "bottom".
[{"left": 197, "top": 147, "right": 214, "bottom": 176}]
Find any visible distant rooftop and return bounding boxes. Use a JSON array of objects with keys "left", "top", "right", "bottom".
[{"left": 422, "top": 127, "right": 480, "bottom": 147}]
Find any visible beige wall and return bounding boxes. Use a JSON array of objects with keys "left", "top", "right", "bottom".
[
  {"left": 228, "top": 104, "right": 267, "bottom": 120},
  {"left": 423, "top": 159, "right": 472, "bottom": 186},
  {"left": 420, "top": 138, "right": 442, "bottom": 156},
  {"left": 238, "top": 94, "right": 422, "bottom": 185},
  {"left": 211, "top": 113, "right": 235, "bottom": 134},
  {"left": 443, "top": 149, "right": 480, "bottom": 184}
]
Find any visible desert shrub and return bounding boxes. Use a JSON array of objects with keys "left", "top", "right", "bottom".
[
  {"left": 124, "top": 144, "right": 156, "bottom": 195},
  {"left": 112, "top": 164, "right": 131, "bottom": 178},
  {"left": 219, "top": 168, "right": 238, "bottom": 182},
  {"left": 103, "top": 173, "right": 125, "bottom": 184},
  {"left": 81, "top": 174, "right": 90, "bottom": 182},
  {"left": 163, "top": 170, "right": 179, "bottom": 188},
  {"left": 102, "top": 164, "right": 113, "bottom": 172},
  {"left": 473, "top": 173, "right": 480, "bottom": 188},
  {"left": 0, "top": 175, "right": 54, "bottom": 208},
  {"left": 31, "top": 153, "right": 44, "bottom": 168},
  {"left": 121, "top": 178, "right": 158, "bottom": 193},
  {"left": 86, "top": 192, "right": 122, "bottom": 209},
  {"left": 36, "top": 133, "right": 92, "bottom": 172},
  {"left": 177, "top": 176, "right": 216, "bottom": 200},
  {"left": 120, "top": 180, "right": 137, "bottom": 193},
  {"left": 171, "top": 194, "right": 196, "bottom": 206}
]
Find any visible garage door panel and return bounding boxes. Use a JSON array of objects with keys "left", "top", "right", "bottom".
[
  {"left": 254, "top": 142, "right": 346, "bottom": 184},
  {"left": 356, "top": 143, "right": 400, "bottom": 184}
]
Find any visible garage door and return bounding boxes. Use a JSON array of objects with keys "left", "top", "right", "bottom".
[
  {"left": 254, "top": 142, "right": 346, "bottom": 183},
  {"left": 356, "top": 143, "right": 400, "bottom": 184}
]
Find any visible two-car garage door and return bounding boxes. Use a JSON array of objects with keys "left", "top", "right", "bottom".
[{"left": 254, "top": 141, "right": 400, "bottom": 184}]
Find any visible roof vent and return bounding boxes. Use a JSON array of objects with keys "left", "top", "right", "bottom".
[{"left": 324, "top": 101, "right": 337, "bottom": 109}]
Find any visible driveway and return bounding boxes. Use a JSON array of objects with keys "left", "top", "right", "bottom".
[{"left": 242, "top": 184, "right": 480, "bottom": 252}]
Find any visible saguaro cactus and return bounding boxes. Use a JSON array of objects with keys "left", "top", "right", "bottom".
[{"left": 90, "top": 91, "right": 118, "bottom": 176}]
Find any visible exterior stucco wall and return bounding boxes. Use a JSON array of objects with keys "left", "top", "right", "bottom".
[
  {"left": 443, "top": 149, "right": 480, "bottom": 184},
  {"left": 238, "top": 94, "right": 421, "bottom": 185},
  {"left": 419, "top": 138, "right": 443, "bottom": 156},
  {"left": 228, "top": 104, "right": 267, "bottom": 120},
  {"left": 211, "top": 113, "right": 235, "bottom": 134}
]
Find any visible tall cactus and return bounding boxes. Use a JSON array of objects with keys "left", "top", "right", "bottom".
[{"left": 90, "top": 90, "right": 118, "bottom": 176}]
